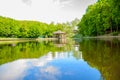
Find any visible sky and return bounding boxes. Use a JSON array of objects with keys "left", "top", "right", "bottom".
[{"left": 0, "top": 0, "right": 97, "bottom": 23}]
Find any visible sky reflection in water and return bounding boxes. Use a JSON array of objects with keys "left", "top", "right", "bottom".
[{"left": 0, "top": 51, "right": 101, "bottom": 80}]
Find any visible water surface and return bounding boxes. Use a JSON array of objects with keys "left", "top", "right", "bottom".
[{"left": 0, "top": 39, "right": 120, "bottom": 80}]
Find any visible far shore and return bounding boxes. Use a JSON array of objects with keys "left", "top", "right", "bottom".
[
  {"left": 0, "top": 38, "right": 57, "bottom": 41},
  {"left": 0, "top": 38, "right": 58, "bottom": 44},
  {"left": 0, "top": 35, "right": 120, "bottom": 43},
  {"left": 84, "top": 35, "right": 120, "bottom": 38},
  {"left": 83, "top": 35, "right": 120, "bottom": 41}
]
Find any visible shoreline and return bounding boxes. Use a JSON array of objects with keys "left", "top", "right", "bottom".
[
  {"left": 83, "top": 35, "right": 120, "bottom": 41},
  {"left": 74, "top": 35, "right": 120, "bottom": 41},
  {"left": 0, "top": 38, "right": 57, "bottom": 44},
  {"left": 0, "top": 38, "right": 57, "bottom": 41},
  {"left": 0, "top": 36, "right": 120, "bottom": 43},
  {"left": 0, "top": 38, "right": 37, "bottom": 41},
  {"left": 83, "top": 36, "right": 120, "bottom": 39}
]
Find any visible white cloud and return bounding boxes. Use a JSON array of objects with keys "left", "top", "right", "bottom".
[
  {"left": 0, "top": 0, "right": 97, "bottom": 23},
  {"left": 22, "top": 0, "right": 32, "bottom": 6}
]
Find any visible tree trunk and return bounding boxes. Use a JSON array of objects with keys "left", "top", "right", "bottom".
[{"left": 110, "top": 18, "right": 112, "bottom": 33}]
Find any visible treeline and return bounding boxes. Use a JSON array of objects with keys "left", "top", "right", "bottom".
[
  {"left": 78, "top": 0, "right": 120, "bottom": 36},
  {"left": 0, "top": 16, "right": 78, "bottom": 38}
]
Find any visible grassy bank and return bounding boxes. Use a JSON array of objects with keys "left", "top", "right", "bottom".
[
  {"left": 0, "top": 38, "right": 37, "bottom": 41},
  {"left": 82, "top": 34, "right": 120, "bottom": 41},
  {"left": 0, "top": 38, "right": 57, "bottom": 44},
  {"left": 0, "top": 38, "right": 57, "bottom": 41},
  {"left": 83, "top": 34, "right": 120, "bottom": 38}
]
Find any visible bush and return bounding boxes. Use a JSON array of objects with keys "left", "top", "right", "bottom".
[{"left": 112, "top": 31, "right": 119, "bottom": 36}]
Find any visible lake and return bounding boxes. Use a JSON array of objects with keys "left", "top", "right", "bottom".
[{"left": 0, "top": 38, "right": 120, "bottom": 80}]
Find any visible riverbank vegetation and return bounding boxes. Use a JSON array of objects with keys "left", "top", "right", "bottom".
[
  {"left": 78, "top": 0, "right": 120, "bottom": 36},
  {"left": 0, "top": 16, "right": 79, "bottom": 38}
]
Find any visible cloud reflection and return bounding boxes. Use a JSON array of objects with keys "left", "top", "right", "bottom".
[
  {"left": 0, "top": 60, "right": 28, "bottom": 80},
  {"left": 38, "top": 66, "right": 60, "bottom": 80},
  {"left": 0, "top": 51, "right": 100, "bottom": 80},
  {"left": 0, "top": 53, "right": 60, "bottom": 80}
]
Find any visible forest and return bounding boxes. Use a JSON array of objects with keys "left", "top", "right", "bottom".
[
  {"left": 78, "top": 0, "right": 120, "bottom": 36},
  {"left": 0, "top": 16, "right": 79, "bottom": 38}
]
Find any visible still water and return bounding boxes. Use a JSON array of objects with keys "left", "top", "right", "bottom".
[{"left": 0, "top": 39, "right": 120, "bottom": 80}]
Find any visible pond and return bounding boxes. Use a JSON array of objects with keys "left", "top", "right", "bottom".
[{"left": 0, "top": 38, "right": 120, "bottom": 80}]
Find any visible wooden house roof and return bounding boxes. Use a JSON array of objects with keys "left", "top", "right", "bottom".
[{"left": 53, "top": 30, "right": 65, "bottom": 34}]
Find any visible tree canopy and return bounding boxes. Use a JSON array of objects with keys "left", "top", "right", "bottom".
[
  {"left": 78, "top": 0, "right": 120, "bottom": 36},
  {"left": 0, "top": 16, "right": 79, "bottom": 38}
]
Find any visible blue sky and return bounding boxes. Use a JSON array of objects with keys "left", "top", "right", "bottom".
[{"left": 0, "top": 0, "right": 97, "bottom": 23}]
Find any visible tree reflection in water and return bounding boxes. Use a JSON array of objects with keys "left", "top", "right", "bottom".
[
  {"left": 0, "top": 41, "right": 68, "bottom": 65},
  {"left": 79, "top": 38, "right": 120, "bottom": 80}
]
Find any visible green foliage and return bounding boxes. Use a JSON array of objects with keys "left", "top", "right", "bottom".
[
  {"left": 0, "top": 16, "right": 75, "bottom": 38},
  {"left": 111, "top": 31, "right": 119, "bottom": 36},
  {"left": 0, "top": 16, "right": 20, "bottom": 37},
  {"left": 78, "top": 0, "right": 120, "bottom": 36}
]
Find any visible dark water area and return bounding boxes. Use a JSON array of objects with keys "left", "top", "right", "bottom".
[{"left": 0, "top": 38, "right": 120, "bottom": 80}]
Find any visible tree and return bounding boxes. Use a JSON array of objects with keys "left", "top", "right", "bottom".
[{"left": 78, "top": 0, "right": 120, "bottom": 36}]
